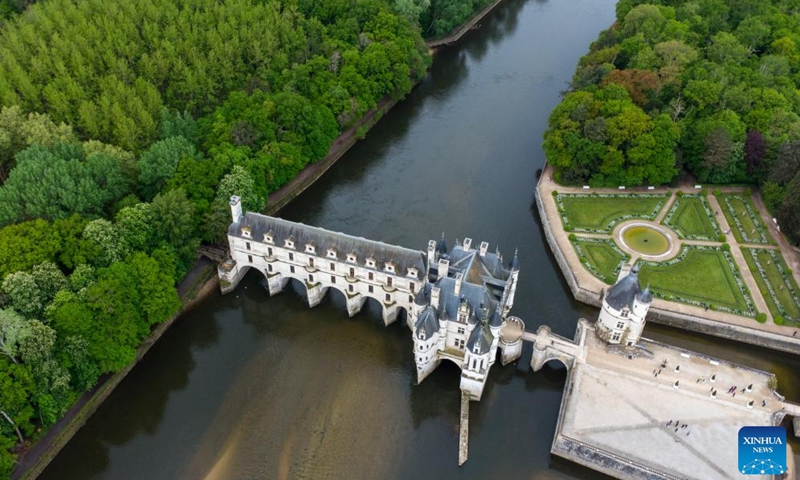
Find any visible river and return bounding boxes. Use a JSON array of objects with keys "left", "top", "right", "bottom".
[{"left": 41, "top": 0, "right": 800, "bottom": 478}]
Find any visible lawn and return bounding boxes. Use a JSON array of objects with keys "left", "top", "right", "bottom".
[
  {"left": 556, "top": 193, "right": 667, "bottom": 233},
  {"left": 662, "top": 194, "right": 720, "bottom": 240},
  {"left": 637, "top": 247, "right": 754, "bottom": 316},
  {"left": 742, "top": 248, "right": 800, "bottom": 324},
  {"left": 571, "top": 237, "right": 629, "bottom": 284},
  {"left": 718, "top": 193, "right": 772, "bottom": 245}
]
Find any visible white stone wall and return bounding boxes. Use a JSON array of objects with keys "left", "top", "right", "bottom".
[{"left": 228, "top": 235, "right": 422, "bottom": 325}]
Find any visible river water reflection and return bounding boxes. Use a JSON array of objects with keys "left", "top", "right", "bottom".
[{"left": 41, "top": 0, "right": 800, "bottom": 478}]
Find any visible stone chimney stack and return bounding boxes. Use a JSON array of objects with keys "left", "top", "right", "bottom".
[
  {"left": 479, "top": 241, "right": 488, "bottom": 257},
  {"left": 230, "top": 195, "right": 242, "bottom": 223},
  {"left": 438, "top": 258, "right": 449, "bottom": 280},
  {"left": 454, "top": 272, "right": 463, "bottom": 296},
  {"left": 463, "top": 238, "right": 472, "bottom": 251},
  {"left": 431, "top": 286, "right": 441, "bottom": 310}
]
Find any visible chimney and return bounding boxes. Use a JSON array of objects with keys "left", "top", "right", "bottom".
[
  {"left": 438, "top": 258, "right": 449, "bottom": 280},
  {"left": 463, "top": 238, "right": 472, "bottom": 251},
  {"left": 230, "top": 195, "right": 242, "bottom": 223},
  {"left": 431, "top": 287, "right": 441, "bottom": 310},
  {"left": 479, "top": 241, "right": 488, "bottom": 257},
  {"left": 454, "top": 272, "right": 463, "bottom": 296}
]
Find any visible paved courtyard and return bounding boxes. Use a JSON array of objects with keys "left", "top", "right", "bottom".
[{"left": 557, "top": 334, "right": 791, "bottom": 480}]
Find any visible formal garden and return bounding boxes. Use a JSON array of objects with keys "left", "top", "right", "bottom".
[{"left": 555, "top": 189, "right": 799, "bottom": 325}]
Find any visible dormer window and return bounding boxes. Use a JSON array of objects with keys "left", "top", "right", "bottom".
[
  {"left": 305, "top": 244, "right": 315, "bottom": 254},
  {"left": 407, "top": 268, "right": 418, "bottom": 279},
  {"left": 473, "top": 343, "right": 481, "bottom": 354},
  {"left": 384, "top": 262, "right": 395, "bottom": 274},
  {"left": 241, "top": 227, "right": 252, "bottom": 239},
  {"left": 419, "top": 331, "right": 426, "bottom": 341},
  {"left": 285, "top": 237, "right": 295, "bottom": 249},
  {"left": 327, "top": 248, "right": 337, "bottom": 259},
  {"left": 347, "top": 253, "right": 357, "bottom": 263},
  {"left": 264, "top": 231, "right": 274, "bottom": 244},
  {"left": 366, "top": 257, "right": 376, "bottom": 268}
]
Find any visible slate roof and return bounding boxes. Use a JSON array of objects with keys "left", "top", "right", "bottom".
[
  {"left": 636, "top": 286, "right": 652, "bottom": 304},
  {"left": 415, "top": 306, "right": 439, "bottom": 340},
  {"left": 467, "top": 322, "right": 493, "bottom": 355},
  {"left": 489, "top": 309, "right": 503, "bottom": 328},
  {"left": 230, "top": 213, "right": 427, "bottom": 274},
  {"left": 605, "top": 269, "right": 642, "bottom": 311}
]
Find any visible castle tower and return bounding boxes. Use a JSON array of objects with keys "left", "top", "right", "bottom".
[
  {"left": 596, "top": 265, "right": 651, "bottom": 346},
  {"left": 414, "top": 306, "right": 441, "bottom": 383}
]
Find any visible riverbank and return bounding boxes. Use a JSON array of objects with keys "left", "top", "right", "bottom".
[
  {"left": 11, "top": 260, "right": 219, "bottom": 480},
  {"left": 12, "top": 12, "right": 496, "bottom": 478},
  {"left": 535, "top": 163, "right": 800, "bottom": 355},
  {"left": 426, "top": 0, "right": 507, "bottom": 48}
]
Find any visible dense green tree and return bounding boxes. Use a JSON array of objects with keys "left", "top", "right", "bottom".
[
  {"left": 116, "top": 203, "right": 156, "bottom": 253},
  {"left": 137, "top": 136, "right": 199, "bottom": 201},
  {"left": 82, "top": 220, "right": 130, "bottom": 267}
]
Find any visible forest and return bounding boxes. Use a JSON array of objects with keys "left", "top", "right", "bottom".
[
  {"left": 0, "top": 0, "right": 430, "bottom": 475},
  {"left": 542, "top": 0, "right": 800, "bottom": 246}
]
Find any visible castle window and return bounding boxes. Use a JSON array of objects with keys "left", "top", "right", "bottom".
[
  {"left": 368, "top": 272, "right": 374, "bottom": 281},
  {"left": 458, "top": 327, "right": 465, "bottom": 335},
  {"left": 248, "top": 255, "right": 253, "bottom": 263},
  {"left": 331, "top": 276, "right": 336, "bottom": 283},
  {"left": 267, "top": 265, "right": 273, "bottom": 272},
  {"left": 419, "top": 332, "right": 426, "bottom": 341},
  {"left": 367, "top": 258, "right": 375, "bottom": 268},
  {"left": 309, "top": 274, "right": 314, "bottom": 283},
  {"left": 267, "top": 247, "right": 273, "bottom": 256},
  {"left": 369, "top": 285, "right": 374, "bottom": 293},
  {"left": 285, "top": 238, "right": 295, "bottom": 249},
  {"left": 305, "top": 244, "right": 315, "bottom": 254},
  {"left": 327, "top": 248, "right": 337, "bottom": 259},
  {"left": 456, "top": 339, "right": 465, "bottom": 350},
  {"left": 289, "top": 253, "right": 294, "bottom": 262},
  {"left": 408, "top": 268, "right": 418, "bottom": 279},
  {"left": 621, "top": 309, "right": 629, "bottom": 318},
  {"left": 387, "top": 277, "right": 393, "bottom": 287},
  {"left": 241, "top": 228, "right": 252, "bottom": 239},
  {"left": 409, "top": 295, "right": 413, "bottom": 303},
  {"left": 612, "top": 332, "right": 621, "bottom": 341},
  {"left": 347, "top": 254, "right": 357, "bottom": 263},
  {"left": 349, "top": 267, "right": 355, "bottom": 277},
  {"left": 264, "top": 233, "right": 273, "bottom": 244},
  {"left": 309, "top": 258, "right": 314, "bottom": 268},
  {"left": 410, "top": 283, "right": 415, "bottom": 293},
  {"left": 290, "top": 266, "right": 295, "bottom": 274},
  {"left": 349, "top": 284, "right": 354, "bottom": 293},
  {"left": 385, "top": 293, "right": 391, "bottom": 302},
  {"left": 330, "top": 262, "right": 335, "bottom": 271},
  {"left": 616, "top": 322, "right": 625, "bottom": 329},
  {"left": 246, "top": 242, "right": 251, "bottom": 250}
]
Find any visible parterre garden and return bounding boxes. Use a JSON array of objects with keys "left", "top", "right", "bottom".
[{"left": 555, "top": 189, "right": 799, "bottom": 324}]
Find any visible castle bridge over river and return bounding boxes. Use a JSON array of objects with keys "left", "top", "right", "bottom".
[{"left": 217, "top": 198, "right": 795, "bottom": 479}]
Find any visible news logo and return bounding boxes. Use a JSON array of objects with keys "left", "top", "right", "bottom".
[{"left": 738, "top": 426, "right": 786, "bottom": 475}]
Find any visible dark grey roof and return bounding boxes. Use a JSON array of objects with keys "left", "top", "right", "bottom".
[
  {"left": 415, "top": 306, "right": 439, "bottom": 340},
  {"left": 466, "top": 323, "right": 493, "bottom": 355},
  {"left": 605, "top": 271, "right": 642, "bottom": 311},
  {"left": 230, "top": 213, "right": 427, "bottom": 274},
  {"left": 414, "top": 288, "right": 426, "bottom": 306},
  {"left": 636, "top": 286, "right": 652, "bottom": 304},
  {"left": 489, "top": 309, "right": 502, "bottom": 327}
]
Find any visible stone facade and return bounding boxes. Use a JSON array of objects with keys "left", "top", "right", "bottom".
[{"left": 220, "top": 196, "right": 520, "bottom": 401}]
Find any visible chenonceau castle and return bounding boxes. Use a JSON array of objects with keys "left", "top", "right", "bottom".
[
  {"left": 217, "top": 195, "right": 797, "bottom": 476},
  {"left": 218, "top": 196, "right": 652, "bottom": 401}
]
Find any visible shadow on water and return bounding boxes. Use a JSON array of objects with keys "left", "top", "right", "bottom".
[{"left": 40, "top": 297, "right": 222, "bottom": 479}]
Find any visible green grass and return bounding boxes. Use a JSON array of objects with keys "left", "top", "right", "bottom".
[
  {"left": 557, "top": 193, "right": 666, "bottom": 233},
  {"left": 638, "top": 248, "right": 752, "bottom": 314},
  {"left": 662, "top": 195, "right": 720, "bottom": 240},
  {"left": 571, "top": 238, "right": 629, "bottom": 284},
  {"left": 742, "top": 248, "right": 800, "bottom": 324},
  {"left": 718, "top": 194, "right": 772, "bottom": 245}
]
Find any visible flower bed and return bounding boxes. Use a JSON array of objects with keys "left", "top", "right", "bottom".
[
  {"left": 661, "top": 194, "right": 721, "bottom": 241},
  {"left": 637, "top": 245, "right": 756, "bottom": 317},
  {"left": 720, "top": 194, "right": 771, "bottom": 245},
  {"left": 555, "top": 193, "right": 667, "bottom": 234},
  {"left": 743, "top": 248, "right": 800, "bottom": 324},
  {"left": 570, "top": 236, "right": 630, "bottom": 284}
]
